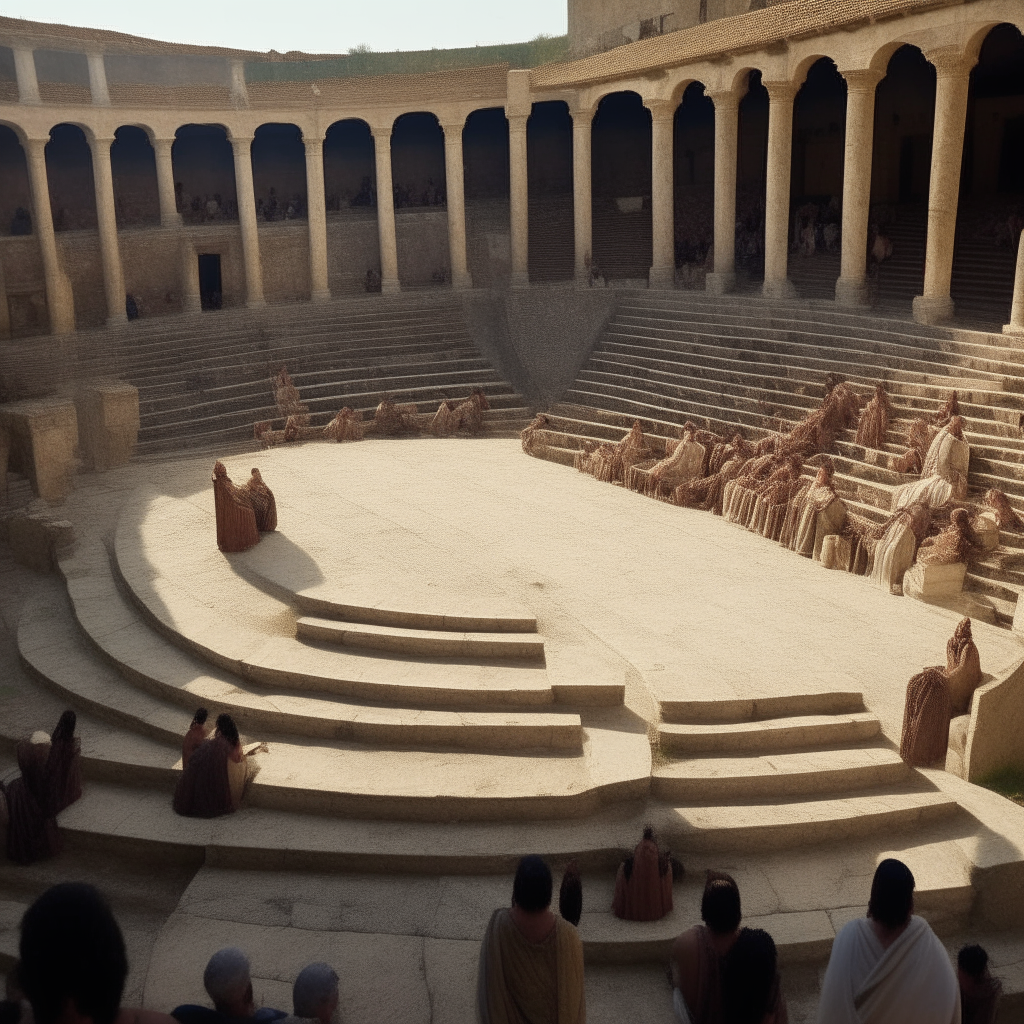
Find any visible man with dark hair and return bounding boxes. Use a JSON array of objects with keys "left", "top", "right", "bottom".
[
  {"left": 670, "top": 871, "right": 742, "bottom": 1024},
  {"left": 817, "top": 859, "right": 960, "bottom": 1023},
  {"left": 18, "top": 883, "right": 175, "bottom": 1024},
  {"left": 721, "top": 928, "right": 787, "bottom": 1024},
  {"left": 477, "top": 855, "right": 585, "bottom": 1024},
  {"left": 958, "top": 944, "right": 1002, "bottom": 1024}
]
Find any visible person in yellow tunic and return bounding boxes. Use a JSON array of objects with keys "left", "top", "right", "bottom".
[{"left": 477, "top": 855, "right": 586, "bottom": 1024}]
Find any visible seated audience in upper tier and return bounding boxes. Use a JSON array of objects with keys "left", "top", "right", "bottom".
[
  {"left": 172, "top": 948, "right": 286, "bottom": 1024},
  {"left": 612, "top": 826, "right": 674, "bottom": 922},
  {"left": 721, "top": 927, "right": 787, "bottom": 1024},
  {"left": 477, "top": 855, "right": 585, "bottom": 1024},
  {"left": 816, "top": 859, "right": 959, "bottom": 1024},
  {"left": 172, "top": 714, "right": 250, "bottom": 818},
  {"left": 291, "top": 964, "right": 339, "bottom": 1024},
  {"left": 19, "top": 882, "right": 176, "bottom": 1024},
  {"left": 958, "top": 944, "right": 1001, "bottom": 1024},
  {"left": 182, "top": 708, "right": 210, "bottom": 769}
]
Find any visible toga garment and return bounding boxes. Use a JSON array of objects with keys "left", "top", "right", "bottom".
[
  {"left": 672, "top": 925, "right": 723, "bottom": 1024},
  {"left": 172, "top": 735, "right": 243, "bottom": 818}
]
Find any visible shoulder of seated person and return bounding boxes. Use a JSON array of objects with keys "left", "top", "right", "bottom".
[{"left": 118, "top": 1008, "right": 182, "bottom": 1024}]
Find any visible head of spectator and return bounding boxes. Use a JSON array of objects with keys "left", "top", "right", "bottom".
[
  {"left": 868, "top": 858, "right": 915, "bottom": 936},
  {"left": 292, "top": 964, "right": 338, "bottom": 1024},
  {"left": 721, "top": 928, "right": 779, "bottom": 1024},
  {"left": 957, "top": 944, "right": 989, "bottom": 994},
  {"left": 19, "top": 883, "right": 127, "bottom": 1024},
  {"left": 701, "top": 871, "right": 742, "bottom": 937},
  {"left": 215, "top": 714, "right": 240, "bottom": 748},
  {"left": 204, "top": 949, "right": 254, "bottom": 1019},
  {"left": 191, "top": 708, "right": 209, "bottom": 730},
  {"left": 512, "top": 855, "right": 552, "bottom": 914}
]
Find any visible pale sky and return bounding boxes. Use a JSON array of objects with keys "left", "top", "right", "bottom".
[{"left": 2, "top": 0, "right": 567, "bottom": 54}]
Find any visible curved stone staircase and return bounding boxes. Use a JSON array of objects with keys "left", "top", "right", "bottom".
[{"left": 524, "top": 290, "right": 1024, "bottom": 627}]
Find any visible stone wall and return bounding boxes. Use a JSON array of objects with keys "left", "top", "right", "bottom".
[{"left": 963, "top": 657, "right": 1024, "bottom": 783}]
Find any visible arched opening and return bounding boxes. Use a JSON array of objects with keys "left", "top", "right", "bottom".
[
  {"left": 0, "top": 124, "right": 31, "bottom": 235},
  {"left": 173, "top": 125, "right": 237, "bottom": 224},
  {"left": 46, "top": 123, "right": 96, "bottom": 231},
  {"left": 788, "top": 58, "right": 847, "bottom": 298},
  {"left": 527, "top": 100, "right": 573, "bottom": 283},
  {"left": 674, "top": 81, "right": 715, "bottom": 288},
  {"left": 592, "top": 91, "right": 652, "bottom": 280},
  {"left": 391, "top": 112, "right": 448, "bottom": 286},
  {"left": 951, "top": 23, "right": 1024, "bottom": 324},
  {"left": 252, "top": 122, "right": 306, "bottom": 222},
  {"left": 464, "top": 107, "right": 510, "bottom": 286},
  {"left": 323, "top": 118, "right": 379, "bottom": 295},
  {"left": 0, "top": 124, "right": 44, "bottom": 337},
  {"left": 869, "top": 46, "right": 936, "bottom": 307},
  {"left": 111, "top": 126, "right": 159, "bottom": 227},
  {"left": 736, "top": 71, "right": 769, "bottom": 286}
]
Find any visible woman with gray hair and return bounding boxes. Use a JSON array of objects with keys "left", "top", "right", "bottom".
[{"left": 292, "top": 963, "right": 339, "bottom": 1024}]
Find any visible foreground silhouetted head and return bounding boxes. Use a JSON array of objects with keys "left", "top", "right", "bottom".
[
  {"left": 19, "top": 883, "right": 127, "bottom": 1024},
  {"left": 51, "top": 710, "right": 76, "bottom": 745},
  {"left": 702, "top": 871, "right": 741, "bottom": 935},
  {"left": 191, "top": 707, "right": 209, "bottom": 728},
  {"left": 293, "top": 962, "right": 339, "bottom": 1024},
  {"left": 868, "top": 859, "right": 915, "bottom": 930},
  {"left": 204, "top": 947, "right": 254, "bottom": 1018},
  {"left": 216, "top": 713, "right": 240, "bottom": 747},
  {"left": 722, "top": 928, "right": 778, "bottom": 1024},
  {"left": 512, "top": 855, "right": 553, "bottom": 913},
  {"left": 958, "top": 944, "right": 988, "bottom": 981},
  {"left": 559, "top": 860, "right": 583, "bottom": 926}
]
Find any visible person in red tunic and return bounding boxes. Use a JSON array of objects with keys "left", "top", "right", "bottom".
[{"left": 612, "top": 826, "right": 674, "bottom": 921}]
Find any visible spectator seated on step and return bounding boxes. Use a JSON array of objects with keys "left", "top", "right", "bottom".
[
  {"left": 816, "top": 859, "right": 959, "bottom": 1024},
  {"left": 288, "top": 963, "right": 338, "bottom": 1024},
  {"left": 173, "top": 714, "right": 265, "bottom": 818},
  {"left": 182, "top": 708, "right": 210, "bottom": 769},
  {"left": 19, "top": 882, "right": 176, "bottom": 1024},
  {"left": 670, "top": 871, "right": 742, "bottom": 1024},
  {"left": 779, "top": 456, "right": 844, "bottom": 560},
  {"left": 720, "top": 927, "right": 787, "bottom": 1024},
  {"left": 612, "top": 826, "right": 675, "bottom": 922},
  {"left": 172, "top": 948, "right": 287, "bottom": 1024},
  {"left": 958, "top": 944, "right": 1002, "bottom": 1024},
  {"left": 477, "top": 855, "right": 585, "bottom": 1024},
  {"left": 45, "top": 710, "right": 82, "bottom": 816}
]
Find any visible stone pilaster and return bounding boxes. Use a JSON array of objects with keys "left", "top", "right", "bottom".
[
  {"left": 303, "top": 132, "right": 331, "bottom": 301},
  {"left": 508, "top": 113, "right": 529, "bottom": 288},
  {"left": 706, "top": 89, "right": 740, "bottom": 295},
  {"left": 570, "top": 104, "right": 593, "bottom": 286},
  {"left": 152, "top": 137, "right": 182, "bottom": 228},
  {"left": 441, "top": 117, "right": 472, "bottom": 290},
  {"left": 836, "top": 69, "right": 883, "bottom": 306},
  {"left": 230, "top": 60, "right": 249, "bottom": 109},
  {"left": 230, "top": 134, "right": 265, "bottom": 308},
  {"left": 1004, "top": 233, "right": 1024, "bottom": 337},
  {"left": 87, "top": 53, "right": 110, "bottom": 106},
  {"left": 24, "top": 137, "right": 75, "bottom": 334},
  {"left": 371, "top": 120, "right": 401, "bottom": 294},
  {"left": 762, "top": 79, "right": 798, "bottom": 299},
  {"left": 648, "top": 99, "right": 677, "bottom": 290},
  {"left": 913, "top": 47, "right": 976, "bottom": 325},
  {"left": 179, "top": 234, "right": 201, "bottom": 314},
  {"left": 88, "top": 134, "right": 127, "bottom": 324},
  {"left": 13, "top": 48, "right": 39, "bottom": 105}
]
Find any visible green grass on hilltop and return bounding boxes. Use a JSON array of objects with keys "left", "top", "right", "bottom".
[
  {"left": 979, "top": 764, "right": 1024, "bottom": 807},
  {"left": 246, "top": 35, "right": 569, "bottom": 82}
]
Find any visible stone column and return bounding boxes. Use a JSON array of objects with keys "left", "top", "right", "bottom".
[
  {"left": 706, "top": 89, "right": 740, "bottom": 295},
  {"left": 179, "top": 235, "right": 201, "bottom": 313},
  {"left": 648, "top": 99, "right": 676, "bottom": 289},
  {"left": 13, "top": 48, "right": 40, "bottom": 105},
  {"left": 570, "top": 104, "right": 593, "bottom": 285},
  {"left": 1004, "top": 233, "right": 1024, "bottom": 337},
  {"left": 762, "top": 80, "right": 798, "bottom": 299},
  {"left": 913, "top": 48, "right": 976, "bottom": 325},
  {"left": 835, "top": 69, "right": 882, "bottom": 306},
  {"left": 371, "top": 121, "right": 400, "bottom": 294},
  {"left": 441, "top": 117, "right": 472, "bottom": 290},
  {"left": 303, "top": 132, "right": 330, "bottom": 301},
  {"left": 230, "top": 60, "right": 249, "bottom": 109},
  {"left": 508, "top": 113, "right": 529, "bottom": 288},
  {"left": 230, "top": 135, "right": 265, "bottom": 308},
  {"left": 24, "top": 138, "right": 75, "bottom": 334},
  {"left": 152, "top": 137, "right": 182, "bottom": 228},
  {"left": 86, "top": 53, "right": 110, "bottom": 106},
  {"left": 88, "top": 134, "right": 127, "bottom": 325}
]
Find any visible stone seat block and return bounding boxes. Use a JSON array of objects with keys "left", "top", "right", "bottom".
[
  {"left": 658, "top": 712, "right": 880, "bottom": 755},
  {"left": 903, "top": 561, "right": 968, "bottom": 602},
  {"left": 0, "top": 397, "right": 78, "bottom": 501},
  {"left": 74, "top": 381, "right": 140, "bottom": 471},
  {"left": 2, "top": 511, "right": 75, "bottom": 572}
]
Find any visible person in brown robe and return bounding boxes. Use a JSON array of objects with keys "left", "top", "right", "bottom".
[
  {"left": 521, "top": 414, "right": 551, "bottom": 457},
  {"left": 558, "top": 860, "right": 582, "bottom": 927},
  {"left": 612, "top": 827, "right": 674, "bottom": 922},
  {"left": 917, "top": 509, "right": 981, "bottom": 565},
  {"left": 322, "top": 407, "right": 364, "bottom": 442},
  {"left": 240, "top": 468, "right": 277, "bottom": 533},
  {"left": 477, "top": 855, "right": 585, "bottom": 1024},
  {"left": 721, "top": 927, "right": 788, "bottom": 1024},
  {"left": 856, "top": 384, "right": 893, "bottom": 451},
  {"left": 900, "top": 668, "right": 952, "bottom": 767},
  {"left": 172, "top": 714, "right": 248, "bottom": 818},
  {"left": 958, "top": 944, "right": 1002, "bottom": 1024},
  {"left": 983, "top": 488, "right": 1022, "bottom": 531},
  {"left": 946, "top": 618, "right": 983, "bottom": 716},
  {"left": 213, "top": 462, "right": 259, "bottom": 553},
  {"left": 44, "top": 710, "right": 82, "bottom": 815},
  {"left": 3, "top": 732, "right": 59, "bottom": 864},
  {"left": 671, "top": 872, "right": 742, "bottom": 1024},
  {"left": 181, "top": 708, "right": 210, "bottom": 769}
]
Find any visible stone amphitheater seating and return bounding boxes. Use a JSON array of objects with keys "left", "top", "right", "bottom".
[{"left": 524, "top": 290, "right": 1024, "bottom": 627}]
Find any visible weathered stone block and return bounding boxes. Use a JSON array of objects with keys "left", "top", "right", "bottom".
[
  {"left": 0, "top": 397, "right": 78, "bottom": 501},
  {"left": 902, "top": 560, "right": 967, "bottom": 601},
  {"left": 75, "top": 380, "right": 140, "bottom": 471},
  {"left": 7, "top": 512, "right": 75, "bottom": 572},
  {"left": 972, "top": 510, "right": 999, "bottom": 552}
]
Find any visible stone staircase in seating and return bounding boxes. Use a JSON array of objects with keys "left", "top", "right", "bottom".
[
  {"left": 63, "top": 293, "right": 531, "bottom": 457},
  {"left": 523, "top": 290, "right": 1024, "bottom": 627}
]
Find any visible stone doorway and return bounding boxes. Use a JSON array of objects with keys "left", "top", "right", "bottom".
[{"left": 198, "top": 253, "right": 222, "bottom": 310}]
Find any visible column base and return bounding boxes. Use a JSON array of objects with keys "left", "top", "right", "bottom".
[
  {"left": 834, "top": 277, "right": 870, "bottom": 306},
  {"left": 648, "top": 264, "right": 675, "bottom": 290},
  {"left": 1003, "top": 322, "right": 1024, "bottom": 337},
  {"left": 161, "top": 214, "right": 184, "bottom": 228},
  {"left": 381, "top": 277, "right": 401, "bottom": 295},
  {"left": 452, "top": 271, "right": 473, "bottom": 291},
  {"left": 311, "top": 290, "right": 332, "bottom": 303},
  {"left": 912, "top": 294, "right": 954, "bottom": 325},
  {"left": 106, "top": 313, "right": 128, "bottom": 327},
  {"left": 704, "top": 271, "right": 735, "bottom": 296},
  {"left": 183, "top": 298, "right": 202, "bottom": 314},
  {"left": 245, "top": 297, "right": 266, "bottom": 310},
  {"left": 762, "top": 277, "right": 796, "bottom": 300},
  {"left": 511, "top": 271, "right": 530, "bottom": 290}
]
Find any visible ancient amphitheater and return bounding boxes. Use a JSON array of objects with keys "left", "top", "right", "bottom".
[{"left": 1, "top": 0, "right": 1024, "bottom": 1020}]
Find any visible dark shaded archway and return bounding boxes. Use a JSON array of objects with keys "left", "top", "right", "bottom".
[
  {"left": 252, "top": 122, "right": 306, "bottom": 221},
  {"left": 735, "top": 71, "right": 769, "bottom": 284},
  {"left": 526, "top": 101, "right": 573, "bottom": 282},
  {"left": 464, "top": 107, "right": 511, "bottom": 286},
  {"left": 0, "top": 124, "right": 31, "bottom": 235},
  {"left": 46, "top": 124, "right": 96, "bottom": 231},
  {"left": 674, "top": 81, "right": 715, "bottom": 285},
  {"left": 111, "top": 126, "right": 159, "bottom": 227},
  {"left": 172, "top": 125, "right": 237, "bottom": 223}
]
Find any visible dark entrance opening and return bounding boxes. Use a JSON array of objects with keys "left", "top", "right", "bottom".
[{"left": 198, "top": 254, "right": 222, "bottom": 310}]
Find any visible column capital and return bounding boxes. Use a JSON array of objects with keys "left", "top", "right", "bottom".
[
  {"left": 762, "top": 79, "right": 799, "bottom": 102},
  {"left": 644, "top": 98, "right": 677, "bottom": 122},
  {"left": 705, "top": 88, "right": 741, "bottom": 111},
  {"left": 924, "top": 45, "right": 977, "bottom": 79},
  {"left": 366, "top": 117, "right": 395, "bottom": 141},
  {"left": 439, "top": 117, "right": 466, "bottom": 137},
  {"left": 506, "top": 111, "right": 529, "bottom": 132},
  {"left": 23, "top": 136, "right": 49, "bottom": 154},
  {"left": 87, "top": 134, "right": 116, "bottom": 150},
  {"left": 301, "top": 131, "right": 325, "bottom": 148},
  {"left": 840, "top": 67, "right": 884, "bottom": 92},
  {"left": 229, "top": 133, "right": 254, "bottom": 148},
  {"left": 151, "top": 136, "right": 177, "bottom": 149},
  {"left": 568, "top": 102, "right": 595, "bottom": 125}
]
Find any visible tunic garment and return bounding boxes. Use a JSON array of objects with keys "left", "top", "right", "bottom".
[
  {"left": 173, "top": 735, "right": 236, "bottom": 818},
  {"left": 869, "top": 522, "right": 917, "bottom": 593},
  {"left": 612, "top": 838, "right": 673, "bottom": 921}
]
